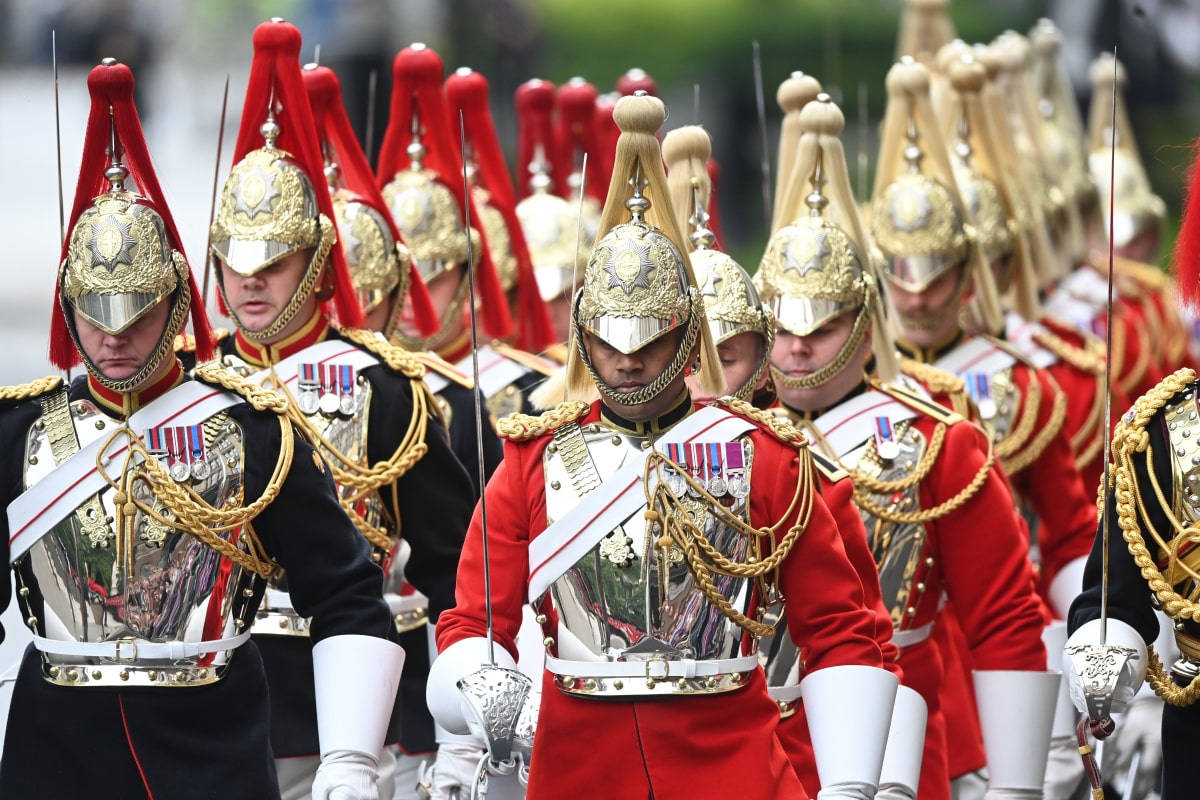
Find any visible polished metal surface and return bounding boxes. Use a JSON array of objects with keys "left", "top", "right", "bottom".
[
  {"left": 544, "top": 423, "right": 756, "bottom": 668},
  {"left": 19, "top": 399, "right": 254, "bottom": 686}
]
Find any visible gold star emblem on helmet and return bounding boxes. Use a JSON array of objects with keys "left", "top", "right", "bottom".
[
  {"left": 89, "top": 215, "right": 136, "bottom": 270},
  {"left": 700, "top": 264, "right": 723, "bottom": 298},
  {"left": 783, "top": 227, "right": 830, "bottom": 276},
  {"left": 603, "top": 238, "right": 654, "bottom": 295},
  {"left": 889, "top": 185, "right": 932, "bottom": 232},
  {"left": 233, "top": 163, "right": 281, "bottom": 219}
]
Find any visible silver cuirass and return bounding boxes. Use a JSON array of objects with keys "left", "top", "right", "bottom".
[
  {"left": 543, "top": 421, "right": 756, "bottom": 665},
  {"left": 17, "top": 389, "right": 253, "bottom": 687}
]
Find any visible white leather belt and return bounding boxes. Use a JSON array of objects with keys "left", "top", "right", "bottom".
[
  {"left": 546, "top": 653, "right": 758, "bottom": 679},
  {"left": 892, "top": 621, "right": 934, "bottom": 649},
  {"left": 33, "top": 630, "right": 252, "bottom": 660}
]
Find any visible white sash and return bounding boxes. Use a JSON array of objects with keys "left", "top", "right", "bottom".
[
  {"left": 246, "top": 338, "right": 380, "bottom": 391},
  {"left": 808, "top": 389, "right": 920, "bottom": 463},
  {"left": 932, "top": 336, "right": 1016, "bottom": 378},
  {"left": 423, "top": 371, "right": 450, "bottom": 395},
  {"left": 8, "top": 381, "right": 241, "bottom": 560},
  {"left": 526, "top": 406, "right": 754, "bottom": 602},
  {"left": 1005, "top": 312, "right": 1058, "bottom": 370},
  {"left": 456, "top": 346, "right": 530, "bottom": 401}
]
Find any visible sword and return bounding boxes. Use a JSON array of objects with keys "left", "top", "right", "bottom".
[
  {"left": 1066, "top": 46, "right": 1135, "bottom": 800},
  {"left": 52, "top": 30, "right": 64, "bottom": 246},
  {"left": 752, "top": 40, "right": 772, "bottom": 235},
  {"left": 454, "top": 111, "right": 531, "bottom": 798},
  {"left": 364, "top": 68, "right": 378, "bottom": 166},
  {"left": 563, "top": 151, "right": 589, "bottom": 403},
  {"left": 200, "top": 75, "right": 230, "bottom": 313}
]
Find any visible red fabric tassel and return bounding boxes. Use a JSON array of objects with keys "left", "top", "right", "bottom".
[
  {"left": 554, "top": 78, "right": 605, "bottom": 206},
  {"left": 593, "top": 92, "right": 619, "bottom": 208},
  {"left": 375, "top": 45, "right": 512, "bottom": 341},
  {"left": 302, "top": 64, "right": 439, "bottom": 337},
  {"left": 51, "top": 60, "right": 214, "bottom": 369},
  {"left": 1174, "top": 137, "right": 1200, "bottom": 310},
  {"left": 515, "top": 79, "right": 557, "bottom": 201},
  {"left": 230, "top": 19, "right": 362, "bottom": 328},
  {"left": 447, "top": 69, "right": 554, "bottom": 352},
  {"left": 705, "top": 156, "right": 725, "bottom": 249}
]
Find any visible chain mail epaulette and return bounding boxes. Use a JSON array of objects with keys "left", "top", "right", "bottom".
[
  {"left": 193, "top": 362, "right": 291, "bottom": 416},
  {"left": 337, "top": 326, "right": 425, "bottom": 380},
  {"left": 495, "top": 401, "right": 589, "bottom": 441},
  {"left": 174, "top": 328, "right": 230, "bottom": 354},
  {"left": 0, "top": 375, "right": 63, "bottom": 408},
  {"left": 714, "top": 396, "right": 806, "bottom": 448}
]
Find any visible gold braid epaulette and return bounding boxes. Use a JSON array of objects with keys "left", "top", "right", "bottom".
[
  {"left": 0, "top": 375, "right": 63, "bottom": 402},
  {"left": 1031, "top": 328, "right": 1105, "bottom": 375},
  {"left": 194, "top": 362, "right": 290, "bottom": 415},
  {"left": 1107, "top": 368, "right": 1200, "bottom": 705},
  {"left": 494, "top": 401, "right": 590, "bottom": 441},
  {"left": 714, "top": 396, "right": 805, "bottom": 447},
  {"left": 337, "top": 326, "right": 425, "bottom": 379},
  {"left": 899, "top": 358, "right": 970, "bottom": 419}
]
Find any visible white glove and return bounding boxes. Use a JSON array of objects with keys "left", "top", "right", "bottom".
[
  {"left": 427, "top": 637, "right": 519, "bottom": 737},
  {"left": 802, "top": 665, "right": 899, "bottom": 800},
  {"left": 1102, "top": 692, "right": 1163, "bottom": 799},
  {"left": 981, "top": 790, "right": 1040, "bottom": 800},
  {"left": 312, "top": 749, "right": 379, "bottom": 800},
  {"left": 312, "top": 635, "right": 405, "bottom": 799},
  {"left": 421, "top": 741, "right": 485, "bottom": 800},
  {"left": 1042, "top": 735, "right": 1085, "bottom": 798},
  {"left": 1062, "top": 619, "right": 1148, "bottom": 718}
]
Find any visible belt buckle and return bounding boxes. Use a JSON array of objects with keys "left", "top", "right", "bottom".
[
  {"left": 644, "top": 654, "right": 671, "bottom": 687},
  {"left": 113, "top": 637, "right": 139, "bottom": 662}
]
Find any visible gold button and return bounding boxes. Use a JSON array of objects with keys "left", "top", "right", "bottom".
[
  {"left": 148, "top": 671, "right": 159, "bottom": 681},
  {"left": 613, "top": 679, "right": 624, "bottom": 690},
  {"left": 550, "top": 481, "right": 561, "bottom": 491},
  {"left": 91, "top": 670, "right": 102, "bottom": 680},
  {"left": 119, "top": 670, "right": 130, "bottom": 681},
  {"left": 535, "top": 614, "right": 548, "bottom": 624},
  {"left": 543, "top": 637, "right": 555, "bottom": 648},
  {"left": 95, "top": 420, "right": 105, "bottom": 430}
]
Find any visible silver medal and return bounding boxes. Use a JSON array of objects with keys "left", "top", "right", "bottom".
[
  {"left": 728, "top": 476, "right": 750, "bottom": 499},
  {"left": 169, "top": 461, "right": 190, "bottom": 482},
  {"left": 708, "top": 476, "right": 727, "bottom": 497},
  {"left": 298, "top": 390, "right": 320, "bottom": 415},
  {"left": 977, "top": 398, "right": 997, "bottom": 420},
  {"left": 190, "top": 459, "right": 210, "bottom": 482},
  {"left": 666, "top": 473, "right": 686, "bottom": 497},
  {"left": 319, "top": 392, "right": 340, "bottom": 416},
  {"left": 339, "top": 393, "right": 357, "bottom": 417},
  {"left": 877, "top": 440, "right": 901, "bottom": 461}
]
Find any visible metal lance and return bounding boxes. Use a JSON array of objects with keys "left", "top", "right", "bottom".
[
  {"left": 453, "top": 111, "right": 532, "bottom": 797},
  {"left": 201, "top": 76, "right": 230, "bottom": 312}
]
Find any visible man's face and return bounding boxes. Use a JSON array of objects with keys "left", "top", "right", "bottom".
[
  {"left": 583, "top": 327, "right": 691, "bottom": 422},
  {"left": 884, "top": 265, "right": 964, "bottom": 347},
  {"left": 73, "top": 299, "right": 170, "bottom": 383},
  {"left": 220, "top": 249, "right": 315, "bottom": 343},
  {"left": 688, "top": 331, "right": 762, "bottom": 405},
  {"left": 771, "top": 310, "right": 869, "bottom": 412},
  {"left": 395, "top": 268, "right": 463, "bottom": 339}
]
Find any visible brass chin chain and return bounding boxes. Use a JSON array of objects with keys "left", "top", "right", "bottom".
[
  {"left": 575, "top": 289, "right": 703, "bottom": 408},
  {"left": 642, "top": 443, "right": 816, "bottom": 638},
  {"left": 386, "top": 268, "right": 470, "bottom": 353},
  {"left": 727, "top": 316, "right": 775, "bottom": 402},
  {"left": 770, "top": 304, "right": 872, "bottom": 392},
  {"left": 220, "top": 217, "right": 335, "bottom": 343},
  {"left": 93, "top": 365, "right": 295, "bottom": 579},
  {"left": 74, "top": 287, "right": 189, "bottom": 395}
]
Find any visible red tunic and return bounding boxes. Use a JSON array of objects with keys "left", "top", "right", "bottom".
[{"left": 436, "top": 401, "right": 885, "bottom": 800}]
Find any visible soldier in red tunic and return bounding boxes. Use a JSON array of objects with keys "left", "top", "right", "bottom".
[{"left": 428, "top": 93, "right": 898, "bottom": 800}]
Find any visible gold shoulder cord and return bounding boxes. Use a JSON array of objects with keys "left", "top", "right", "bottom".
[
  {"left": 850, "top": 420, "right": 996, "bottom": 524},
  {"left": 643, "top": 428, "right": 815, "bottom": 638},
  {"left": 98, "top": 364, "right": 296, "bottom": 579},
  {"left": 494, "top": 401, "right": 590, "bottom": 441},
  {"left": 995, "top": 366, "right": 1069, "bottom": 476},
  {"left": 259, "top": 335, "right": 432, "bottom": 551},
  {"left": 1115, "top": 321, "right": 1148, "bottom": 398},
  {"left": 0, "top": 376, "right": 63, "bottom": 401},
  {"left": 714, "top": 396, "right": 805, "bottom": 446},
  {"left": 1108, "top": 368, "right": 1200, "bottom": 706}
]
